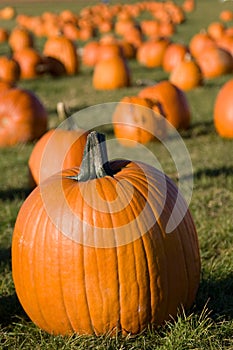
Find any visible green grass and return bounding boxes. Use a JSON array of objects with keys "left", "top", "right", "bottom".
[{"left": 1, "top": 0, "right": 233, "bottom": 349}]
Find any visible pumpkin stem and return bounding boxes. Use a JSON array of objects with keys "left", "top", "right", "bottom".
[
  {"left": 69, "top": 131, "right": 114, "bottom": 182},
  {"left": 56, "top": 101, "right": 78, "bottom": 130}
]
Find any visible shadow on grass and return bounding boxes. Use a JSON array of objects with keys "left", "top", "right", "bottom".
[
  {"left": 181, "top": 120, "right": 215, "bottom": 138},
  {"left": 0, "top": 187, "right": 31, "bottom": 202},
  {"left": 0, "top": 293, "right": 29, "bottom": 328},
  {"left": 196, "top": 272, "right": 233, "bottom": 321},
  {"left": 195, "top": 165, "right": 233, "bottom": 179}
]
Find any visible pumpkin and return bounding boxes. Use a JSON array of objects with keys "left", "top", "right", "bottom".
[
  {"left": 93, "top": 55, "right": 131, "bottom": 90},
  {"left": 82, "top": 41, "right": 100, "bottom": 67},
  {"left": 13, "top": 47, "right": 44, "bottom": 79},
  {"left": 214, "top": 79, "right": 233, "bottom": 138},
  {"left": 189, "top": 32, "right": 216, "bottom": 58},
  {"left": 0, "top": 80, "right": 13, "bottom": 92},
  {"left": 0, "top": 27, "right": 9, "bottom": 43},
  {"left": 196, "top": 46, "right": 233, "bottom": 79},
  {"left": 0, "top": 6, "right": 16, "bottom": 20},
  {"left": 43, "top": 36, "right": 79, "bottom": 75},
  {"left": 12, "top": 131, "right": 201, "bottom": 336},
  {"left": 169, "top": 57, "right": 203, "bottom": 91},
  {"left": 0, "top": 56, "right": 20, "bottom": 84},
  {"left": 0, "top": 87, "right": 47, "bottom": 147},
  {"left": 162, "top": 42, "right": 189, "bottom": 73},
  {"left": 138, "top": 80, "right": 191, "bottom": 130},
  {"left": 28, "top": 103, "right": 88, "bottom": 187},
  {"left": 219, "top": 10, "right": 233, "bottom": 22},
  {"left": 112, "top": 96, "right": 166, "bottom": 146},
  {"left": 8, "top": 27, "right": 34, "bottom": 52},
  {"left": 136, "top": 38, "right": 170, "bottom": 68}
]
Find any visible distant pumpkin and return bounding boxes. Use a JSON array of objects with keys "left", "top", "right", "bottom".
[
  {"left": 214, "top": 79, "right": 233, "bottom": 138},
  {"left": 0, "top": 87, "right": 47, "bottom": 147},
  {"left": 113, "top": 96, "right": 166, "bottom": 146},
  {"left": 138, "top": 80, "right": 191, "bottom": 130},
  {"left": 93, "top": 55, "right": 131, "bottom": 90}
]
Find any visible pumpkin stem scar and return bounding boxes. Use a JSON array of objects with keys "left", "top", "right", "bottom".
[{"left": 68, "top": 131, "right": 115, "bottom": 182}]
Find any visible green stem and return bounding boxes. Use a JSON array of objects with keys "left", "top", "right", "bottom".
[{"left": 68, "top": 131, "right": 114, "bottom": 182}]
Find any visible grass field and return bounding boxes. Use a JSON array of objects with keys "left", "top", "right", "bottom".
[{"left": 0, "top": 0, "right": 233, "bottom": 349}]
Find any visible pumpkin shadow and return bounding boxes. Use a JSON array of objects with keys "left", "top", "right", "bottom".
[
  {"left": 0, "top": 187, "right": 31, "bottom": 202},
  {"left": 0, "top": 247, "right": 29, "bottom": 327},
  {"left": 0, "top": 293, "right": 29, "bottom": 327},
  {"left": 181, "top": 120, "right": 215, "bottom": 138},
  {"left": 196, "top": 272, "right": 233, "bottom": 320},
  {"left": 194, "top": 165, "right": 233, "bottom": 179}
]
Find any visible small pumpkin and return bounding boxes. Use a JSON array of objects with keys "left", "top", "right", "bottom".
[
  {"left": 8, "top": 27, "right": 34, "bottom": 52},
  {"left": 0, "top": 87, "right": 47, "bottom": 147},
  {"left": 0, "top": 56, "right": 20, "bottom": 84},
  {"left": 169, "top": 57, "right": 203, "bottom": 91},
  {"left": 112, "top": 96, "right": 166, "bottom": 146},
  {"left": 93, "top": 55, "right": 131, "bottom": 90},
  {"left": 138, "top": 80, "right": 191, "bottom": 130},
  {"left": 13, "top": 47, "right": 44, "bottom": 79},
  {"left": 0, "top": 27, "right": 9, "bottom": 43},
  {"left": 136, "top": 38, "right": 170, "bottom": 68},
  {"left": 43, "top": 35, "right": 79, "bottom": 75},
  {"left": 12, "top": 131, "right": 201, "bottom": 336},
  {"left": 196, "top": 46, "right": 233, "bottom": 79},
  {"left": 162, "top": 42, "right": 189, "bottom": 73},
  {"left": 214, "top": 79, "right": 233, "bottom": 138},
  {"left": 28, "top": 103, "right": 88, "bottom": 187}
]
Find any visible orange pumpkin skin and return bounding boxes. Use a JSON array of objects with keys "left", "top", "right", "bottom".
[
  {"left": 93, "top": 56, "right": 131, "bottom": 90},
  {"left": 13, "top": 47, "right": 43, "bottom": 79},
  {"left": 8, "top": 27, "right": 34, "bottom": 52},
  {"left": 138, "top": 80, "right": 191, "bottom": 130},
  {"left": 28, "top": 128, "right": 88, "bottom": 186},
  {"left": 43, "top": 36, "right": 79, "bottom": 75},
  {"left": 12, "top": 132, "right": 201, "bottom": 336},
  {"left": 162, "top": 43, "right": 189, "bottom": 73},
  {"left": 113, "top": 96, "right": 166, "bottom": 146},
  {"left": 0, "top": 88, "right": 47, "bottom": 147},
  {"left": 0, "top": 56, "right": 20, "bottom": 84},
  {"left": 196, "top": 47, "right": 233, "bottom": 79},
  {"left": 169, "top": 59, "right": 203, "bottom": 91},
  {"left": 214, "top": 79, "right": 233, "bottom": 138},
  {"left": 136, "top": 38, "right": 170, "bottom": 68}
]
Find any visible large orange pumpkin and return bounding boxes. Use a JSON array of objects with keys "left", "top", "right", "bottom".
[
  {"left": 0, "top": 87, "right": 47, "bottom": 147},
  {"left": 138, "top": 80, "right": 191, "bottom": 130},
  {"left": 214, "top": 79, "right": 233, "bottom": 138},
  {"left": 112, "top": 96, "right": 166, "bottom": 146},
  {"left": 12, "top": 131, "right": 201, "bottom": 336}
]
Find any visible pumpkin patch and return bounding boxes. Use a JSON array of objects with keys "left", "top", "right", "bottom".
[{"left": 1, "top": 0, "right": 233, "bottom": 346}]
